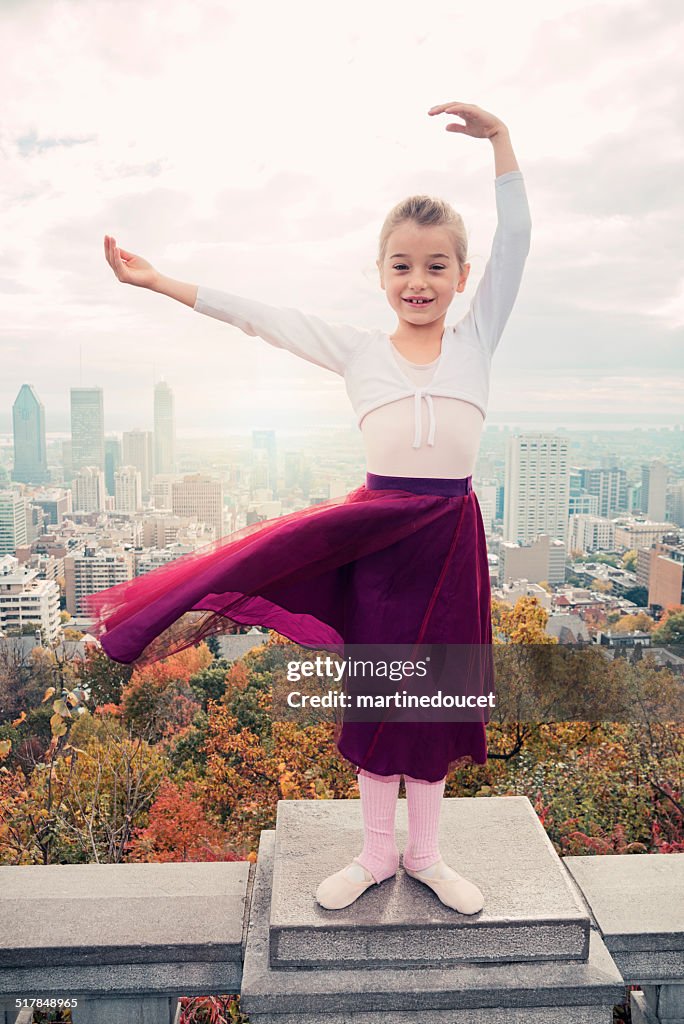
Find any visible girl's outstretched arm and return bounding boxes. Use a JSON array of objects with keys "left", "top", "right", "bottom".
[
  {"left": 103, "top": 235, "right": 365, "bottom": 376},
  {"left": 104, "top": 235, "right": 198, "bottom": 307},
  {"left": 428, "top": 102, "right": 519, "bottom": 175}
]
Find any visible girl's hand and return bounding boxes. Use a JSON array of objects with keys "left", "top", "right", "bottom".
[
  {"left": 428, "top": 103, "right": 506, "bottom": 139},
  {"left": 104, "top": 235, "right": 160, "bottom": 289}
]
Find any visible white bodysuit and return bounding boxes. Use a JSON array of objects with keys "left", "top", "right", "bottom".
[{"left": 194, "top": 170, "right": 531, "bottom": 480}]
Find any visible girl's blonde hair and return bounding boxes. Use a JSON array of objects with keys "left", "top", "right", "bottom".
[{"left": 377, "top": 195, "right": 468, "bottom": 272}]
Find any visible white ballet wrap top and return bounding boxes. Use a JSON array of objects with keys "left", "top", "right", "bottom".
[{"left": 193, "top": 171, "right": 531, "bottom": 479}]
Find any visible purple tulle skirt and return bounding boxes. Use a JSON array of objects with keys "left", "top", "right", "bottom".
[{"left": 86, "top": 472, "right": 493, "bottom": 781}]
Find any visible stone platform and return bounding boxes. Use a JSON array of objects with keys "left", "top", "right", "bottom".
[
  {"left": 270, "top": 796, "right": 590, "bottom": 969},
  {"left": 241, "top": 796, "right": 627, "bottom": 1023}
]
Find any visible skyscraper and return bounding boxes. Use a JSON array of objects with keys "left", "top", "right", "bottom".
[
  {"left": 123, "top": 429, "right": 154, "bottom": 496},
  {"left": 579, "top": 466, "right": 628, "bottom": 518},
  {"left": 642, "top": 459, "right": 668, "bottom": 523},
  {"left": 171, "top": 474, "right": 224, "bottom": 539},
  {"left": 0, "top": 491, "right": 28, "bottom": 555},
  {"left": 154, "top": 380, "right": 175, "bottom": 475},
  {"left": 504, "top": 433, "right": 570, "bottom": 544},
  {"left": 104, "top": 436, "right": 122, "bottom": 496},
  {"left": 252, "top": 429, "right": 278, "bottom": 496},
  {"left": 71, "top": 388, "right": 104, "bottom": 471},
  {"left": 12, "top": 384, "right": 49, "bottom": 484},
  {"left": 72, "top": 467, "right": 106, "bottom": 513},
  {"left": 115, "top": 466, "right": 143, "bottom": 513}
]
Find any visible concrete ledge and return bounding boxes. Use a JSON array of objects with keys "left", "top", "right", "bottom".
[
  {"left": 270, "top": 797, "right": 591, "bottom": 969},
  {"left": 0, "top": 861, "right": 250, "bottom": 1005},
  {"left": 564, "top": 854, "right": 684, "bottom": 984},
  {"left": 241, "top": 830, "right": 626, "bottom": 1021},
  {"left": 247, "top": 1008, "right": 619, "bottom": 1023},
  {"left": 0, "top": 861, "right": 249, "bottom": 969},
  {"left": 0, "top": 962, "right": 242, "bottom": 1000}
]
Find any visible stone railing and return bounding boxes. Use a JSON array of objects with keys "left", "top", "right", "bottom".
[{"left": 0, "top": 796, "right": 682, "bottom": 1023}]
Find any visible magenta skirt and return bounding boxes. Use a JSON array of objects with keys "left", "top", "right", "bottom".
[{"left": 86, "top": 472, "right": 493, "bottom": 781}]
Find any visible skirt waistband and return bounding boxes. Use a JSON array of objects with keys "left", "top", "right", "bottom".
[{"left": 365, "top": 472, "right": 473, "bottom": 496}]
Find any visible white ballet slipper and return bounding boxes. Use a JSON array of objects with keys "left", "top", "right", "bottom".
[
  {"left": 404, "top": 857, "right": 484, "bottom": 914},
  {"left": 315, "top": 861, "right": 378, "bottom": 910}
]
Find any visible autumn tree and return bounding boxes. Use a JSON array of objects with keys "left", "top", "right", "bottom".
[
  {"left": 120, "top": 646, "right": 212, "bottom": 742},
  {"left": 126, "top": 779, "right": 240, "bottom": 863},
  {"left": 77, "top": 644, "right": 134, "bottom": 707},
  {"left": 653, "top": 607, "right": 684, "bottom": 646},
  {"left": 621, "top": 549, "right": 638, "bottom": 572},
  {"left": 1, "top": 683, "right": 169, "bottom": 865},
  {"left": 612, "top": 612, "right": 654, "bottom": 634}
]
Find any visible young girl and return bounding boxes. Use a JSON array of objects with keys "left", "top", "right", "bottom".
[{"left": 91, "top": 102, "right": 531, "bottom": 916}]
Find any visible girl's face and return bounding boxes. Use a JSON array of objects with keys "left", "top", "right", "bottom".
[{"left": 377, "top": 221, "right": 470, "bottom": 331}]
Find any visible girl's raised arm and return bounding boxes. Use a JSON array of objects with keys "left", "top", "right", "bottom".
[
  {"left": 104, "top": 235, "right": 197, "bottom": 307},
  {"left": 428, "top": 102, "right": 519, "bottom": 175},
  {"left": 428, "top": 103, "right": 531, "bottom": 357}
]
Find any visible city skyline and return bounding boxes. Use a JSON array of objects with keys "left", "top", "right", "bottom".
[
  {"left": 1, "top": 377, "right": 683, "bottom": 447},
  {"left": 1, "top": 0, "right": 682, "bottom": 435}
]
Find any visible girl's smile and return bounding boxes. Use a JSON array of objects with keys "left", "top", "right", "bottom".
[{"left": 377, "top": 222, "right": 470, "bottom": 346}]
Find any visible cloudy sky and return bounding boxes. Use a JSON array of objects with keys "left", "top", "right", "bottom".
[{"left": 1, "top": 0, "right": 682, "bottom": 436}]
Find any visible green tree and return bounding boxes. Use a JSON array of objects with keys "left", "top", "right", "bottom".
[{"left": 653, "top": 608, "right": 684, "bottom": 646}]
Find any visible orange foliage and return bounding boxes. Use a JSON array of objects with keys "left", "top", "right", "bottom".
[
  {"left": 492, "top": 596, "right": 555, "bottom": 644},
  {"left": 129, "top": 645, "right": 213, "bottom": 688},
  {"left": 126, "top": 779, "right": 240, "bottom": 863},
  {"left": 94, "top": 703, "right": 122, "bottom": 717},
  {"left": 224, "top": 662, "right": 250, "bottom": 700},
  {"left": 0, "top": 764, "right": 32, "bottom": 863},
  {"left": 120, "top": 645, "right": 211, "bottom": 740}
]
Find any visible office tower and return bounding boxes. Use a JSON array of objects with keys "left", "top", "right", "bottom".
[
  {"left": 642, "top": 459, "right": 668, "bottom": 523},
  {"left": 613, "top": 520, "right": 672, "bottom": 551},
  {"left": 578, "top": 466, "right": 627, "bottom": 518},
  {"left": 645, "top": 542, "right": 684, "bottom": 612},
  {"left": 115, "top": 466, "right": 143, "bottom": 513},
  {"left": 252, "top": 429, "right": 278, "bottom": 496},
  {"left": 25, "top": 503, "right": 46, "bottom": 545},
  {"left": 0, "top": 491, "right": 28, "bottom": 555},
  {"left": 123, "top": 429, "right": 154, "bottom": 496},
  {"left": 673, "top": 482, "right": 684, "bottom": 529},
  {"left": 498, "top": 535, "right": 567, "bottom": 586},
  {"left": 0, "top": 555, "right": 61, "bottom": 641},
  {"left": 495, "top": 483, "right": 504, "bottom": 522},
  {"left": 12, "top": 384, "right": 49, "bottom": 485},
  {"left": 61, "top": 440, "right": 73, "bottom": 484},
  {"left": 568, "top": 494, "right": 599, "bottom": 520},
  {"left": 72, "top": 467, "right": 106, "bottom": 513},
  {"left": 171, "top": 474, "right": 224, "bottom": 539},
  {"left": 104, "top": 436, "right": 122, "bottom": 496},
  {"left": 504, "top": 433, "right": 570, "bottom": 544},
  {"left": 154, "top": 380, "right": 175, "bottom": 475},
  {"left": 64, "top": 549, "right": 134, "bottom": 615},
  {"left": 71, "top": 388, "right": 104, "bottom": 471},
  {"left": 568, "top": 515, "right": 615, "bottom": 555},
  {"left": 31, "top": 490, "right": 72, "bottom": 527},
  {"left": 152, "top": 475, "right": 177, "bottom": 510}
]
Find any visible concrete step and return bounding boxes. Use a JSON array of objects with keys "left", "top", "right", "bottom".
[
  {"left": 269, "top": 796, "right": 591, "bottom": 969},
  {"left": 564, "top": 853, "right": 684, "bottom": 985},
  {"left": 241, "top": 830, "right": 625, "bottom": 1023}
]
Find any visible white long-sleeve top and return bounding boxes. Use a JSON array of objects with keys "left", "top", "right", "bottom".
[{"left": 194, "top": 170, "right": 531, "bottom": 479}]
